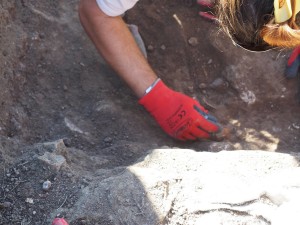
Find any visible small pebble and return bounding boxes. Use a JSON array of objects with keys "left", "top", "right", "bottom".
[
  {"left": 210, "top": 78, "right": 225, "bottom": 88},
  {"left": 199, "top": 83, "right": 207, "bottom": 89},
  {"left": 147, "top": 45, "right": 154, "bottom": 52},
  {"left": 39, "top": 33, "right": 45, "bottom": 39},
  {"left": 235, "top": 130, "right": 244, "bottom": 138},
  {"left": 63, "top": 138, "right": 72, "bottom": 147},
  {"left": 187, "top": 86, "right": 193, "bottom": 92},
  {"left": 25, "top": 198, "right": 34, "bottom": 204},
  {"left": 104, "top": 137, "right": 112, "bottom": 143},
  {"left": 0, "top": 202, "right": 13, "bottom": 208},
  {"left": 42, "top": 180, "right": 52, "bottom": 191},
  {"left": 188, "top": 37, "right": 198, "bottom": 46},
  {"left": 66, "top": 173, "right": 73, "bottom": 178},
  {"left": 160, "top": 45, "right": 166, "bottom": 50}
]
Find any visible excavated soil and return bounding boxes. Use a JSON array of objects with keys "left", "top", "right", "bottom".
[{"left": 0, "top": 0, "right": 299, "bottom": 224}]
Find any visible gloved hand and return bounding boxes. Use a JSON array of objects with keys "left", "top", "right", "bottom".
[
  {"left": 285, "top": 46, "right": 300, "bottom": 78},
  {"left": 139, "top": 80, "right": 222, "bottom": 141},
  {"left": 52, "top": 218, "right": 69, "bottom": 225},
  {"left": 197, "top": 0, "right": 217, "bottom": 21}
]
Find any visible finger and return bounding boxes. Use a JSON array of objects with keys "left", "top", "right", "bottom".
[
  {"left": 181, "top": 132, "right": 197, "bottom": 140},
  {"left": 205, "top": 112, "right": 218, "bottom": 123},
  {"left": 52, "top": 218, "right": 69, "bottom": 225},
  {"left": 185, "top": 123, "right": 210, "bottom": 139},
  {"left": 198, "top": 117, "right": 221, "bottom": 133},
  {"left": 193, "top": 101, "right": 208, "bottom": 113},
  {"left": 209, "top": 126, "right": 226, "bottom": 141},
  {"left": 193, "top": 105, "right": 220, "bottom": 131},
  {"left": 199, "top": 12, "right": 217, "bottom": 21},
  {"left": 175, "top": 120, "right": 209, "bottom": 140},
  {"left": 197, "top": 0, "right": 215, "bottom": 8}
]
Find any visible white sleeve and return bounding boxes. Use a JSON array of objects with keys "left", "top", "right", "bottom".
[{"left": 96, "top": 0, "right": 139, "bottom": 17}]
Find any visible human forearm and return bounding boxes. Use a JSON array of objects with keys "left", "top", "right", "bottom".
[
  {"left": 78, "top": 0, "right": 224, "bottom": 141},
  {"left": 79, "top": 0, "right": 157, "bottom": 98}
]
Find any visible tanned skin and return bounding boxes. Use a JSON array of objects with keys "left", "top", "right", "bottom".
[{"left": 79, "top": 0, "right": 158, "bottom": 98}]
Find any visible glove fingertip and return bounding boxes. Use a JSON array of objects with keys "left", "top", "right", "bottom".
[
  {"left": 210, "top": 126, "right": 231, "bottom": 141},
  {"left": 206, "top": 113, "right": 218, "bottom": 123}
]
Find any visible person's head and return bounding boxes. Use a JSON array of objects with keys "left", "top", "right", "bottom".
[{"left": 217, "top": 0, "right": 300, "bottom": 51}]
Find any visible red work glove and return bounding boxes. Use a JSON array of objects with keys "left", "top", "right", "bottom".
[
  {"left": 285, "top": 46, "right": 300, "bottom": 78},
  {"left": 139, "top": 80, "right": 222, "bottom": 141},
  {"left": 197, "top": 0, "right": 217, "bottom": 22},
  {"left": 52, "top": 218, "right": 69, "bottom": 225}
]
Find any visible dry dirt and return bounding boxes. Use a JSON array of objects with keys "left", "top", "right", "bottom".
[{"left": 0, "top": 0, "right": 299, "bottom": 224}]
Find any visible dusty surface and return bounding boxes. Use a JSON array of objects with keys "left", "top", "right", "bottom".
[
  {"left": 0, "top": 0, "right": 299, "bottom": 224},
  {"left": 65, "top": 149, "right": 300, "bottom": 225}
]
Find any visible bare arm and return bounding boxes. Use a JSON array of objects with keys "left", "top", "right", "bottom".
[
  {"left": 78, "top": 0, "right": 224, "bottom": 141},
  {"left": 79, "top": 0, "right": 158, "bottom": 98}
]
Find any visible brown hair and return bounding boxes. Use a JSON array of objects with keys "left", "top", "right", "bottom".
[{"left": 217, "top": 0, "right": 300, "bottom": 50}]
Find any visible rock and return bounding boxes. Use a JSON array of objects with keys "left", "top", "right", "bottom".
[
  {"left": 240, "top": 90, "right": 256, "bottom": 105},
  {"left": 147, "top": 45, "right": 154, "bottom": 52},
  {"left": 42, "top": 180, "right": 52, "bottom": 191},
  {"left": 25, "top": 198, "right": 34, "bottom": 204},
  {"left": 292, "top": 123, "right": 300, "bottom": 130},
  {"left": 103, "top": 137, "right": 113, "bottom": 144},
  {"left": 64, "top": 149, "right": 300, "bottom": 225},
  {"left": 0, "top": 202, "right": 13, "bottom": 208},
  {"left": 38, "top": 152, "right": 66, "bottom": 172},
  {"left": 160, "top": 45, "right": 166, "bottom": 50},
  {"left": 33, "top": 140, "right": 68, "bottom": 172},
  {"left": 199, "top": 83, "right": 207, "bottom": 89},
  {"left": 210, "top": 78, "right": 225, "bottom": 88},
  {"left": 209, "top": 78, "right": 229, "bottom": 93},
  {"left": 63, "top": 138, "right": 72, "bottom": 147},
  {"left": 35, "top": 139, "right": 67, "bottom": 155},
  {"left": 188, "top": 37, "right": 198, "bottom": 46},
  {"left": 210, "top": 77, "right": 227, "bottom": 87}
]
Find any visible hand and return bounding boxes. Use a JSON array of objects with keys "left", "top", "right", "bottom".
[
  {"left": 285, "top": 46, "right": 300, "bottom": 79},
  {"left": 52, "top": 218, "right": 69, "bottom": 225},
  {"left": 197, "top": 0, "right": 215, "bottom": 8},
  {"left": 197, "top": 0, "right": 217, "bottom": 22},
  {"left": 139, "top": 80, "right": 222, "bottom": 141}
]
